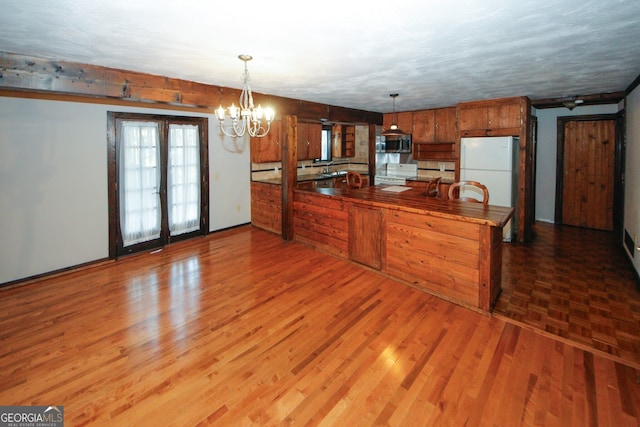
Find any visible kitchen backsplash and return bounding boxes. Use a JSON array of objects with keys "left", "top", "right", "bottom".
[{"left": 416, "top": 160, "right": 456, "bottom": 181}]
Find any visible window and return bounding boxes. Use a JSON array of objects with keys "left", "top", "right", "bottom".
[
  {"left": 107, "top": 113, "right": 208, "bottom": 257},
  {"left": 320, "top": 125, "right": 332, "bottom": 162}
]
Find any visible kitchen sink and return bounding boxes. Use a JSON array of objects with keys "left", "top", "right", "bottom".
[{"left": 320, "top": 170, "right": 348, "bottom": 178}]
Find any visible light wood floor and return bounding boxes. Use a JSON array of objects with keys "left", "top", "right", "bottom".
[{"left": 1, "top": 225, "right": 639, "bottom": 426}]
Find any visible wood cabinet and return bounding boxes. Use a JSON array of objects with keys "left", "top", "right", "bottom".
[
  {"left": 434, "top": 107, "right": 457, "bottom": 142},
  {"left": 250, "top": 119, "right": 282, "bottom": 163},
  {"left": 457, "top": 98, "right": 522, "bottom": 136},
  {"left": 251, "top": 182, "right": 282, "bottom": 233},
  {"left": 341, "top": 125, "right": 355, "bottom": 157},
  {"left": 413, "top": 142, "right": 455, "bottom": 161},
  {"left": 412, "top": 109, "right": 436, "bottom": 141},
  {"left": 383, "top": 111, "right": 413, "bottom": 134},
  {"left": 382, "top": 107, "right": 457, "bottom": 161},
  {"left": 332, "top": 124, "right": 356, "bottom": 158},
  {"left": 349, "top": 204, "right": 383, "bottom": 270},
  {"left": 293, "top": 187, "right": 511, "bottom": 312},
  {"left": 297, "top": 122, "right": 322, "bottom": 160},
  {"left": 412, "top": 107, "right": 456, "bottom": 143},
  {"left": 293, "top": 190, "right": 349, "bottom": 258}
]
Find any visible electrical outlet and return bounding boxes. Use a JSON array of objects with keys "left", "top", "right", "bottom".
[{"left": 439, "top": 163, "right": 445, "bottom": 172}]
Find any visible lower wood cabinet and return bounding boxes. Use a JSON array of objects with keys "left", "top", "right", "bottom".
[
  {"left": 251, "top": 182, "right": 282, "bottom": 234},
  {"left": 348, "top": 204, "right": 383, "bottom": 270},
  {"left": 293, "top": 191, "right": 348, "bottom": 258},
  {"left": 293, "top": 188, "right": 506, "bottom": 312}
]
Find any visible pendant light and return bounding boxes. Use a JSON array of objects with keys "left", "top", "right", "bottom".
[{"left": 381, "top": 93, "right": 406, "bottom": 137}]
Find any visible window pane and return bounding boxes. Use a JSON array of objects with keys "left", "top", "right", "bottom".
[
  {"left": 168, "top": 124, "right": 200, "bottom": 235},
  {"left": 119, "top": 121, "right": 161, "bottom": 246},
  {"left": 320, "top": 127, "right": 332, "bottom": 161}
]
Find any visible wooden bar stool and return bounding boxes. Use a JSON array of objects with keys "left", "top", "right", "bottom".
[
  {"left": 448, "top": 180, "right": 489, "bottom": 204},
  {"left": 346, "top": 172, "right": 363, "bottom": 189},
  {"left": 425, "top": 177, "right": 442, "bottom": 197}
]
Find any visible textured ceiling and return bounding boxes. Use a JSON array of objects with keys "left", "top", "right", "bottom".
[{"left": 0, "top": 0, "right": 639, "bottom": 113}]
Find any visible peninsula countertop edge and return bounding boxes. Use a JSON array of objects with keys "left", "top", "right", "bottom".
[{"left": 295, "top": 186, "right": 514, "bottom": 228}]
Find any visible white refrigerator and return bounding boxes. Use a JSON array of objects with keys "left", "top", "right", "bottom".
[{"left": 460, "top": 136, "right": 518, "bottom": 242}]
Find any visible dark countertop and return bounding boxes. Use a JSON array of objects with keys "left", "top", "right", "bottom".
[
  {"left": 407, "top": 177, "right": 455, "bottom": 184},
  {"left": 253, "top": 171, "right": 349, "bottom": 185},
  {"left": 296, "top": 185, "right": 513, "bottom": 227}
]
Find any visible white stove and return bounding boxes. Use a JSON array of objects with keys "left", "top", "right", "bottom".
[{"left": 374, "top": 163, "right": 418, "bottom": 186}]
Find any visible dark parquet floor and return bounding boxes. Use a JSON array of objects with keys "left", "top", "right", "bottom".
[{"left": 494, "top": 222, "right": 640, "bottom": 369}]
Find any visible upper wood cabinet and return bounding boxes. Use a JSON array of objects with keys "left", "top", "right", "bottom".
[
  {"left": 250, "top": 119, "right": 282, "bottom": 163},
  {"left": 457, "top": 98, "right": 523, "bottom": 136},
  {"left": 412, "top": 109, "right": 435, "bottom": 141},
  {"left": 383, "top": 111, "right": 413, "bottom": 134},
  {"left": 297, "top": 122, "right": 322, "bottom": 160},
  {"left": 434, "top": 107, "right": 457, "bottom": 142},
  {"left": 411, "top": 107, "right": 457, "bottom": 160},
  {"left": 332, "top": 124, "right": 356, "bottom": 158},
  {"left": 412, "top": 107, "right": 456, "bottom": 143}
]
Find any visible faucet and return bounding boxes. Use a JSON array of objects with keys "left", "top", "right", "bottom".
[{"left": 323, "top": 161, "right": 334, "bottom": 174}]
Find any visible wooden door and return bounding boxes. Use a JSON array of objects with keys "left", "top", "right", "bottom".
[{"left": 559, "top": 119, "right": 615, "bottom": 230}]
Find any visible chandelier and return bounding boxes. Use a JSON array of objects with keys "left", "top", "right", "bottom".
[{"left": 215, "top": 54, "right": 275, "bottom": 138}]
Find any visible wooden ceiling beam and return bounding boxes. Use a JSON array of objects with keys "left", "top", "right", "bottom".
[
  {"left": 530, "top": 91, "right": 625, "bottom": 109},
  {"left": 0, "top": 51, "right": 382, "bottom": 125}
]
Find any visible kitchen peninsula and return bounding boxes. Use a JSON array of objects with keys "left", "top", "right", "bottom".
[{"left": 293, "top": 185, "right": 514, "bottom": 313}]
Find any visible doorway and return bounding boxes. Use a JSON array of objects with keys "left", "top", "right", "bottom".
[
  {"left": 555, "top": 114, "right": 619, "bottom": 231},
  {"left": 107, "top": 112, "right": 209, "bottom": 257}
]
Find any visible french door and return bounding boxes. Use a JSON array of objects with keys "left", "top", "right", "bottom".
[{"left": 108, "top": 113, "right": 208, "bottom": 257}]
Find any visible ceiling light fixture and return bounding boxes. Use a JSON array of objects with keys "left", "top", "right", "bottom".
[
  {"left": 563, "top": 98, "right": 584, "bottom": 110},
  {"left": 381, "top": 93, "right": 406, "bottom": 137},
  {"left": 215, "top": 55, "right": 275, "bottom": 138}
]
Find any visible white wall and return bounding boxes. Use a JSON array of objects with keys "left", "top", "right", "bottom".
[
  {"left": 534, "top": 104, "right": 619, "bottom": 223},
  {"left": 0, "top": 96, "right": 250, "bottom": 284},
  {"left": 625, "top": 86, "right": 640, "bottom": 276}
]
